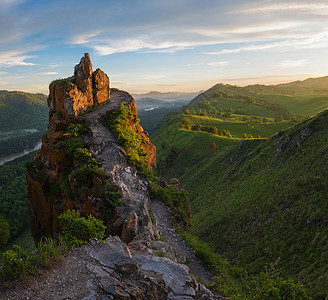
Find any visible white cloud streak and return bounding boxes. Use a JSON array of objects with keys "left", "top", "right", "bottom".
[
  {"left": 269, "top": 59, "right": 310, "bottom": 68},
  {"left": 204, "top": 31, "right": 328, "bottom": 55},
  {"left": 207, "top": 61, "right": 229, "bottom": 66},
  {"left": 0, "top": 51, "right": 35, "bottom": 66},
  {"left": 39, "top": 71, "right": 58, "bottom": 75}
]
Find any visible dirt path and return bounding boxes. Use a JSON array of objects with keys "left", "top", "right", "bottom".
[{"left": 150, "top": 199, "right": 216, "bottom": 286}]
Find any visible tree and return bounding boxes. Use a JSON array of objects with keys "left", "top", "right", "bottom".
[
  {"left": 0, "top": 215, "right": 10, "bottom": 248},
  {"left": 184, "top": 108, "right": 190, "bottom": 115},
  {"left": 210, "top": 142, "right": 219, "bottom": 153},
  {"left": 274, "top": 115, "right": 283, "bottom": 123}
]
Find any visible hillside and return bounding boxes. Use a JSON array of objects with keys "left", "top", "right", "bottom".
[
  {"left": 188, "top": 76, "right": 328, "bottom": 119},
  {"left": 150, "top": 76, "right": 328, "bottom": 298},
  {"left": 153, "top": 109, "right": 328, "bottom": 298},
  {"left": 0, "top": 91, "right": 48, "bottom": 130}
]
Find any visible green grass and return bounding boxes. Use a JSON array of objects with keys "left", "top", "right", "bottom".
[
  {"left": 178, "top": 110, "right": 328, "bottom": 299},
  {"left": 179, "top": 230, "right": 311, "bottom": 299},
  {"left": 183, "top": 115, "right": 293, "bottom": 138},
  {"left": 151, "top": 113, "right": 237, "bottom": 180}
]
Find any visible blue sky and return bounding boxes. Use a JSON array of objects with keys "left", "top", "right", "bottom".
[{"left": 1, "top": 0, "right": 328, "bottom": 94}]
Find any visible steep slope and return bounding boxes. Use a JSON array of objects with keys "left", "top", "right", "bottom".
[
  {"left": 0, "top": 90, "right": 48, "bottom": 130},
  {"left": 179, "top": 110, "right": 328, "bottom": 298}
]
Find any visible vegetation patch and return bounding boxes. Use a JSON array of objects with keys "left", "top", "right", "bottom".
[
  {"left": 58, "top": 209, "right": 106, "bottom": 247},
  {"left": 104, "top": 103, "right": 147, "bottom": 167},
  {"left": 0, "top": 153, "right": 36, "bottom": 241},
  {"left": 149, "top": 182, "right": 191, "bottom": 229},
  {"left": 180, "top": 230, "right": 311, "bottom": 299}
]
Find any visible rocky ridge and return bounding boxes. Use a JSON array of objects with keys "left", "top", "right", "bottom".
[{"left": 24, "top": 54, "right": 219, "bottom": 299}]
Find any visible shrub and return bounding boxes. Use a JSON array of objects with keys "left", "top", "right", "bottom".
[
  {"left": 58, "top": 209, "right": 106, "bottom": 247},
  {"left": 149, "top": 183, "right": 191, "bottom": 228},
  {"left": 0, "top": 237, "right": 66, "bottom": 279},
  {"left": 1, "top": 245, "right": 33, "bottom": 278}
]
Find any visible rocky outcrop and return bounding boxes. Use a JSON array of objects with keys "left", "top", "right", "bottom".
[
  {"left": 27, "top": 54, "right": 156, "bottom": 242},
  {"left": 48, "top": 53, "right": 110, "bottom": 123},
  {"left": 81, "top": 237, "right": 215, "bottom": 299},
  {"left": 25, "top": 54, "right": 218, "bottom": 299}
]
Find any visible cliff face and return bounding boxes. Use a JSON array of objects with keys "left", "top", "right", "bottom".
[{"left": 27, "top": 53, "right": 156, "bottom": 243}]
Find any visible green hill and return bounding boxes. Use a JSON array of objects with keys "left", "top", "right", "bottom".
[
  {"left": 151, "top": 77, "right": 328, "bottom": 298},
  {"left": 188, "top": 76, "right": 328, "bottom": 119},
  {"left": 178, "top": 110, "right": 328, "bottom": 298},
  {"left": 0, "top": 90, "right": 48, "bottom": 130}
]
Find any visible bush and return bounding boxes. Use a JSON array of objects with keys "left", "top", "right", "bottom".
[
  {"left": 1, "top": 245, "right": 33, "bottom": 278},
  {"left": 0, "top": 237, "right": 65, "bottom": 279},
  {"left": 149, "top": 183, "right": 191, "bottom": 228},
  {"left": 58, "top": 209, "right": 106, "bottom": 247}
]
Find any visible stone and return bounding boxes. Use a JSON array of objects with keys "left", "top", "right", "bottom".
[
  {"left": 121, "top": 212, "right": 138, "bottom": 243},
  {"left": 92, "top": 68, "right": 110, "bottom": 105},
  {"left": 74, "top": 53, "right": 93, "bottom": 100}
]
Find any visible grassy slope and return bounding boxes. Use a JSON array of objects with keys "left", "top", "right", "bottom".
[
  {"left": 151, "top": 113, "right": 238, "bottom": 180},
  {"left": 0, "top": 90, "right": 48, "bottom": 130},
  {"left": 189, "top": 77, "right": 328, "bottom": 118},
  {"left": 183, "top": 115, "right": 294, "bottom": 138},
  {"left": 179, "top": 110, "right": 328, "bottom": 298}
]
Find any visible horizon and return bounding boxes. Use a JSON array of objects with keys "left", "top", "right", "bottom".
[{"left": 1, "top": 0, "right": 328, "bottom": 94}]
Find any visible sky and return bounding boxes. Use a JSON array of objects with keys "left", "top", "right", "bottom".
[{"left": 0, "top": 0, "right": 328, "bottom": 94}]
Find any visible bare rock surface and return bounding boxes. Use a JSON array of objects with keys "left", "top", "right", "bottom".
[
  {"left": 150, "top": 199, "right": 216, "bottom": 286},
  {"left": 1, "top": 236, "right": 219, "bottom": 300}
]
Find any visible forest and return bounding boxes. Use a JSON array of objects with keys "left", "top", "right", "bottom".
[{"left": 0, "top": 152, "right": 35, "bottom": 242}]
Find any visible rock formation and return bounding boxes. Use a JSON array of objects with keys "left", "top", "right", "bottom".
[
  {"left": 26, "top": 54, "right": 217, "bottom": 299},
  {"left": 27, "top": 53, "right": 156, "bottom": 242}
]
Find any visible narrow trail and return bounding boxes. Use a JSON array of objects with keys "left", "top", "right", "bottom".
[{"left": 150, "top": 199, "right": 216, "bottom": 286}]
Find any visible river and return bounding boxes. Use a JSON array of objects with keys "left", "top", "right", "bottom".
[{"left": 0, "top": 141, "right": 42, "bottom": 165}]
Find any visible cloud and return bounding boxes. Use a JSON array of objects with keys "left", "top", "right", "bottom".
[
  {"left": 269, "top": 59, "right": 310, "bottom": 68},
  {"left": 233, "top": 2, "right": 328, "bottom": 14},
  {"left": 207, "top": 61, "right": 229, "bottom": 66},
  {"left": 0, "top": 81, "right": 9, "bottom": 85},
  {"left": 93, "top": 38, "right": 191, "bottom": 55},
  {"left": 71, "top": 30, "right": 102, "bottom": 45},
  {"left": 0, "top": 51, "right": 35, "bottom": 66},
  {"left": 204, "top": 31, "right": 328, "bottom": 55},
  {"left": 39, "top": 71, "right": 58, "bottom": 75}
]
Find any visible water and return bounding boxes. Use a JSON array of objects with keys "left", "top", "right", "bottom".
[{"left": 0, "top": 140, "right": 42, "bottom": 165}]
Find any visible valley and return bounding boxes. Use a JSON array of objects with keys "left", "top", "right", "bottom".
[
  {"left": 0, "top": 74, "right": 327, "bottom": 299},
  {"left": 150, "top": 76, "right": 328, "bottom": 298}
]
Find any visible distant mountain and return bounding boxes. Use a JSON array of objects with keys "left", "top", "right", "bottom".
[
  {"left": 0, "top": 90, "right": 48, "bottom": 130},
  {"left": 188, "top": 76, "right": 328, "bottom": 118},
  {"left": 133, "top": 91, "right": 201, "bottom": 102}
]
